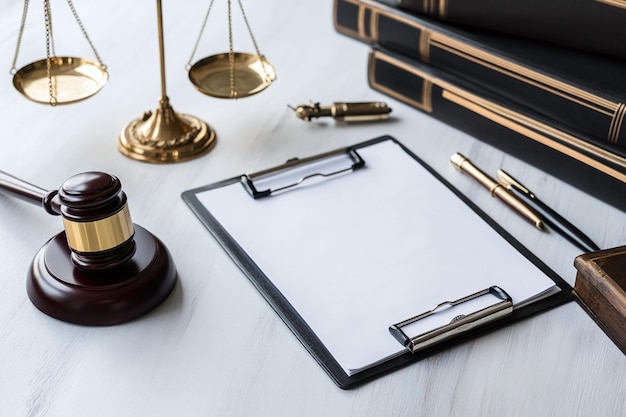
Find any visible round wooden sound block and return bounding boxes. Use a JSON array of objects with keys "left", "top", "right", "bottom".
[{"left": 27, "top": 225, "right": 177, "bottom": 325}]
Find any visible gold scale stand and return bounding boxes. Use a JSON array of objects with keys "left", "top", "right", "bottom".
[{"left": 11, "top": 0, "right": 276, "bottom": 163}]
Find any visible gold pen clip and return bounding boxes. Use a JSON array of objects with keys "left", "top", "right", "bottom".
[
  {"left": 450, "top": 153, "right": 543, "bottom": 230},
  {"left": 496, "top": 169, "right": 534, "bottom": 197},
  {"left": 289, "top": 101, "right": 392, "bottom": 122}
]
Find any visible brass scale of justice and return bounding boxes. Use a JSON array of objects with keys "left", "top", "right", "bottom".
[
  {"left": 10, "top": 0, "right": 277, "bottom": 163},
  {"left": 10, "top": 0, "right": 391, "bottom": 164}
]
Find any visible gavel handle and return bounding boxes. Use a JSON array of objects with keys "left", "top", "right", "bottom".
[{"left": 0, "top": 170, "right": 61, "bottom": 215}]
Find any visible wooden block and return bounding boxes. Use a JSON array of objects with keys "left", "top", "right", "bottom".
[{"left": 573, "top": 246, "right": 626, "bottom": 355}]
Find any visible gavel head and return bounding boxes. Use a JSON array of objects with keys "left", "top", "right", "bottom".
[
  {"left": 28, "top": 171, "right": 177, "bottom": 325},
  {"left": 51, "top": 172, "right": 136, "bottom": 271}
]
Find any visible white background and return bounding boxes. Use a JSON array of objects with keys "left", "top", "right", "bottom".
[{"left": 0, "top": 1, "right": 624, "bottom": 416}]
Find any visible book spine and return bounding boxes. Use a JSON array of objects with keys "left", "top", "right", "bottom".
[
  {"left": 333, "top": 0, "right": 626, "bottom": 149},
  {"left": 367, "top": 48, "right": 626, "bottom": 211},
  {"left": 388, "top": 0, "right": 626, "bottom": 61}
]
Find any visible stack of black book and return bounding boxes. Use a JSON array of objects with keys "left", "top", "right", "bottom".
[{"left": 333, "top": 0, "right": 626, "bottom": 210}]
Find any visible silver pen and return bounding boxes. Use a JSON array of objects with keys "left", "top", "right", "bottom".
[{"left": 497, "top": 169, "right": 600, "bottom": 252}]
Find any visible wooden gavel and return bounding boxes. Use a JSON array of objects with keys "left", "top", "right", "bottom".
[{"left": 0, "top": 170, "right": 177, "bottom": 325}]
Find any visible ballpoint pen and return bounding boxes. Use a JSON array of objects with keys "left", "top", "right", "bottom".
[
  {"left": 450, "top": 153, "right": 544, "bottom": 230},
  {"left": 496, "top": 169, "right": 601, "bottom": 253}
]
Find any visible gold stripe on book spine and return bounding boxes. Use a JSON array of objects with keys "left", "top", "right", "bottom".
[
  {"left": 352, "top": 0, "right": 626, "bottom": 144},
  {"left": 608, "top": 103, "right": 626, "bottom": 145},
  {"left": 370, "top": 9, "right": 379, "bottom": 42},
  {"left": 430, "top": 34, "right": 626, "bottom": 144},
  {"left": 595, "top": 0, "right": 626, "bottom": 10},
  {"left": 429, "top": 35, "right": 618, "bottom": 115},
  {"left": 445, "top": 88, "right": 626, "bottom": 168},
  {"left": 441, "top": 90, "right": 626, "bottom": 183},
  {"left": 422, "top": 0, "right": 429, "bottom": 14},
  {"left": 432, "top": 42, "right": 615, "bottom": 118},
  {"left": 420, "top": 29, "right": 432, "bottom": 63},
  {"left": 368, "top": 50, "right": 626, "bottom": 183},
  {"left": 439, "top": 0, "right": 448, "bottom": 17},
  {"left": 369, "top": 51, "right": 433, "bottom": 112},
  {"left": 357, "top": 4, "right": 369, "bottom": 41},
  {"left": 362, "top": 0, "right": 620, "bottom": 114},
  {"left": 333, "top": 0, "right": 359, "bottom": 39}
]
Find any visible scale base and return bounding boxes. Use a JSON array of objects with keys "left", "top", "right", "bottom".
[
  {"left": 118, "top": 98, "right": 216, "bottom": 163},
  {"left": 27, "top": 225, "right": 177, "bottom": 326}
]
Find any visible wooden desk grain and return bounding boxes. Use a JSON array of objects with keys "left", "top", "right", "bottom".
[{"left": 0, "top": 1, "right": 623, "bottom": 416}]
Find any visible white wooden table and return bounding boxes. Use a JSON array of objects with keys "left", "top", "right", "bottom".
[{"left": 0, "top": 1, "right": 624, "bottom": 416}]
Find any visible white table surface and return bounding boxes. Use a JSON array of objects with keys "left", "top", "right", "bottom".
[{"left": 0, "top": 1, "right": 624, "bottom": 416}]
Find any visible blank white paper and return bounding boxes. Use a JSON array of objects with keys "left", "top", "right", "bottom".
[{"left": 196, "top": 140, "right": 557, "bottom": 375}]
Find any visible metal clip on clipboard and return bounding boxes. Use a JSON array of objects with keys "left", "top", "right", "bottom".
[
  {"left": 240, "top": 147, "right": 365, "bottom": 199},
  {"left": 389, "top": 286, "right": 513, "bottom": 353}
]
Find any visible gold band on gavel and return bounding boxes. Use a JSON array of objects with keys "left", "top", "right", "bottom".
[{"left": 62, "top": 205, "right": 134, "bottom": 253}]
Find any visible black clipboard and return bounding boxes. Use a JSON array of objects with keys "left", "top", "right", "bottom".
[{"left": 182, "top": 136, "right": 571, "bottom": 389}]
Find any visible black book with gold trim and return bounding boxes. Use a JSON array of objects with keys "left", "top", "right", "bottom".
[
  {"left": 383, "top": 0, "right": 626, "bottom": 61},
  {"left": 334, "top": 0, "right": 626, "bottom": 150},
  {"left": 368, "top": 47, "right": 626, "bottom": 210}
]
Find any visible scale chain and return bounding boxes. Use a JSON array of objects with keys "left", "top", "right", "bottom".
[
  {"left": 10, "top": 0, "right": 30, "bottom": 75},
  {"left": 186, "top": 0, "right": 216, "bottom": 70},
  {"left": 236, "top": 0, "right": 271, "bottom": 83},
  {"left": 11, "top": 0, "right": 105, "bottom": 72},
  {"left": 185, "top": 0, "right": 273, "bottom": 99},
  {"left": 228, "top": 0, "right": 235, "bottom": 97},
  {"left": 44, "top": 0, "right": 57, "bottom": 105},
  {"left": 66, "top": 0, "right": 105, "bottom": 68},
  {"left": 11, "top": 0, "right": 106, "bottom": 106},
  {"left": 47, "top": 0, "right": 57, "bottom": 57}
]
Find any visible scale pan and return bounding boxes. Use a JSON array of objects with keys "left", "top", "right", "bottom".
[
  {"left": 13, "top": 57, "right": 108, "bottom": 105},
  {"left": 188, "top": 52, "right": 276, "bottom": 99}
]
